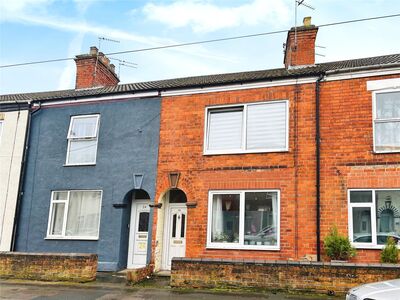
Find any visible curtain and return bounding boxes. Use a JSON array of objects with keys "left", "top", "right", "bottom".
[
  {"left": 212, "top": 195, "right": 224, "bottom": 240},
  {"left": 66, "top": 191, "right": 101, "bottom": 237},
  {"left": 70, "top": 117, "right": 97, "bottom": 138}
]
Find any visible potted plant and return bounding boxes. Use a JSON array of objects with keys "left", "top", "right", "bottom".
[
  {"left": 324, "top": 226, "right": 356, "bottom": 262},
  {"left": 380, "top": 237, "right": 399, "bottom": 264}
]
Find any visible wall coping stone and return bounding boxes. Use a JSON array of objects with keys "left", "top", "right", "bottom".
[
  {"left": 0, "top": 252, "right": 96, "bottom": 258},
  {"left": 171, "top": 258, "right": 400, "bottom": 269}
]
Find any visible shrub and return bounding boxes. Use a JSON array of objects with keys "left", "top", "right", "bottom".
[
  {"left": 380, "top": 237, "right": 399, "bottom": 264},
  {"left": 324, "top": 226, "right": 356, "bottom": 261}
]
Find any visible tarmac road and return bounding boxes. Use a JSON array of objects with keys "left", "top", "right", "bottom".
[{"left": 0, "top": 282, "right": 335, "bottom": 300}]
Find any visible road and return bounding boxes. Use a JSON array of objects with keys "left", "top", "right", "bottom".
[{"left": 0, "top": 282, "right": 334, "bottom": 300}]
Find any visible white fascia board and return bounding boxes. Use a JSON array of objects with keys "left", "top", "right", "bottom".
[
  {"left": 34, "top": 91, "right": 159, "bottom": 107},
  {"left": 367, "top": 77, "right": 400, "bottom": 91},
  {"left": 325, "top": 67, "right": 400, "bottom": 82},
  {"left": 161, "top": 77, "right": 318, "bottom": 97}
]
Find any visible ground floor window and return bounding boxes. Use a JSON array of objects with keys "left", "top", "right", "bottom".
[
  {"left": 207, "top": 190, "right": 280, "bottom": 250},
  {"left": 348, "top": 189, "right": 400, "bottom": 248},
  {"left": 47, "top": 190, "right": 102, "bottom": 239}
]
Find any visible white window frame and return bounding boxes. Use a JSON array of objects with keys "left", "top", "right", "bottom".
[
  {"left": 348, "top": 188, "right": 400, "bottom": 249},
  {"left": 203, "top": 100, "right": 289, "bottom": 155},
  {"left": 0, "top": 120, "right": 3, "bottom": 144},
  {"left": 372, "top": 88, "right": 400, "bottom": 153},
  {"left": 207, "top": 189, "right": 280, "bottom": 251},
  {"left": 46, "top": 190, "right": 102, "bottom": 240},
  {"left": 65, "top": 114, "right": 100, "bottom": 166}
]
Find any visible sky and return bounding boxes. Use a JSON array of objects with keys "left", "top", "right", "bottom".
[{"left": 0, "top": 0, "right": 399, "bottom": 95}]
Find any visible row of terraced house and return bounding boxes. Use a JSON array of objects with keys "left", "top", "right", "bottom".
[{"left": 0, "top": 18, "right": 399, "bottom": 274}]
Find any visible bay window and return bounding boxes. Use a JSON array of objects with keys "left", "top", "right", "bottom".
[
  {"left": 204, "top": 100, "right": 288, "bottom": 154},
  {"left": 348, "top": 189, "right": 400, "bottom": 248},
  {"left": 47, "top": 190, "right": 102, "bottom": 239},
  {"left": 207, "top": 190, "right": 280, "bottom": 250},
  {"left": 66, "top": 114, "right": 100, "bottom": 165}
]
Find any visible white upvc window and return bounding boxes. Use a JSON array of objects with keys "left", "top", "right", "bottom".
[
  {"left": 373, "top": 89, "right": 400, "bottom": 153},
  {"left": 66, "top": 114, "right": 100, "bottom": 165},
  {"left": 47, "top": 190, "right": 102, "bottom": 240},
  {"left": 348, "top": 189, "right": 400, "bottom": 249},
  {"left": 207, "top": 190, "right": 280, "bottom": 250},
  {"left": 204, "top": 100, "right": 289, "bottom": 155}
]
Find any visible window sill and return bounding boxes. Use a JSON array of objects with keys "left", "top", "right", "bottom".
[
  {"left": 45, "top": 236, "right": 99, "bottom": 241},
  {"left": 352, "top": 244, "right": 400, "bottom": 250},
  {"left": 373, "top": 150, "right": 400, "bottom": 154},
  {"left": 203, "top": 148, "right": 289, "bottom": 156},
  {"left": 63, "top": 163, "right": 96, "bottom": 167},
  {"left": 206, "top": 244, "right": 280, "bottom": 251}
]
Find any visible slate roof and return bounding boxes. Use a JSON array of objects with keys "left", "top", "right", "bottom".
[{"left": 1, "top": 53, "right": 399, "bottom": 104}]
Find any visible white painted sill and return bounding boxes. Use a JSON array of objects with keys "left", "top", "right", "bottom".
[
  {"left": 352, "top": 244, "right": 400, "bottom": 250},
  {"left": 45, "top": 236, "right": 99, "bottom": 241},
  {"left": 63, "top": 163, "right": 96, "bottom": 167},
  {"left": 203, "top": 148, "right": 289, "bottom": 156},
  {"left": 206, "top": 244, "right": 280, "bottom": 251}
]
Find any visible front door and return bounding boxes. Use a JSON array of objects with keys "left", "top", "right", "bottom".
[
  {"left": 163, "top": 204, "right": 187, "bottom": 270},
  {"left": 127, "top": 200, "right": 150, "bottom": 269}
]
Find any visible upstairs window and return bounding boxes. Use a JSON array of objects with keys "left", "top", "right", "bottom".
[
  {"left": 373, "top": 90, "right": 400, "bottom": 153},
  {"left": 66, "top": 114, "right": 100, "bottom": 165},
  {"left": 204, "top": 100, "right": 288, "bottom": 154}
]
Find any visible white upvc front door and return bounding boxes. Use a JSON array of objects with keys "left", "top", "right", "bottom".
[
  {"left": 127, "top": 200, "right": 150, "bottom": 269},
  {"left": 162, "top": 204, "right": 187, "bottom": 270}
]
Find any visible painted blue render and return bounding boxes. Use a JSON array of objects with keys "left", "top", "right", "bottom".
[{"left": 15, "top": 97, "right": 161, "bottom": 271}]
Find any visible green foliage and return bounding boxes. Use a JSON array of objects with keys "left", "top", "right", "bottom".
[
  {"left": 324, "top": 226, "right": 356, "bottom": 261},
  {"left": 380, "top": 237, "right": 399, "bottom": 264}
]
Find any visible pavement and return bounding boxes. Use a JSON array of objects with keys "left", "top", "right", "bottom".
[{"left": 0, "top": 274, "right": 339, "bottom": 300}]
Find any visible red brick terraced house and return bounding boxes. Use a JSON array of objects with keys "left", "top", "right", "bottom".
[
  {"left": 1, "top": 18, "right": 399, "bottom": 279},
  {"left": 151, "top": 19, "right": 400, "bottom": 272}
]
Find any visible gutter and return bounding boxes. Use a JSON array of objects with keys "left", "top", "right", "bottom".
[
  {"left": 315, "top": 73, "right": 325, "bottom": 261},
  {"left": 11, "top": 101, "right": 41, "bottom": 251}
]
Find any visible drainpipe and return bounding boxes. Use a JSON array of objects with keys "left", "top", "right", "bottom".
[
  {"left": 315, "top": 73, "right": 324, "bottom": 262},
  {"left": 11, "top": 101, "right": 41, "bottom": 251}
]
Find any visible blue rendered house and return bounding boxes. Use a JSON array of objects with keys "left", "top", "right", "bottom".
[{"left": 13, "top": 48, "right": 161, "bottom": 271}]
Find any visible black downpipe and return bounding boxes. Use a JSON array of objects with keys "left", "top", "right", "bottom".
[
  {"left": 11, "top": 102, "right": 41, "bottom": 251},
  {"left": 316, "top": 73, "right": 324, "bottom": 262}
]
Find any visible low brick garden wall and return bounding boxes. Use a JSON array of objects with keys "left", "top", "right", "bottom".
[
  {"left": 171, "top": 258, "right": 400, "bottom": 296},
  {"left": 126, "top": 265, "right": 153, "bottom": 284},
  {"left": 0, "top": 252, "right": 97, "bottom": 282}
]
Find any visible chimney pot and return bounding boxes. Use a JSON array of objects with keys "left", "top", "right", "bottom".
[
  {"left": 110, "top": 64, "right": 116, "bottom": 72},
  {"left": 303, "top": 16, "right": 312, "bottom": 27},
  {"left": 90, "top": 46, "right": 98, "bottom": 56}
]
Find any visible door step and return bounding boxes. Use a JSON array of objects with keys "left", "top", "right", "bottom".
[{"left": 154, "top": 270, "right": 171, "bottom": 277}]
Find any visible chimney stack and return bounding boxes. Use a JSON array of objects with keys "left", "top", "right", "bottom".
[
  {"left": 284, "top": 17, "right": 318, "bottom": 69},
  {"left": 74, "top": 46, "right": 120, "bottom": 89}
]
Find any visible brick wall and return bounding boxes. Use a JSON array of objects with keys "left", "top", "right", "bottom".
[
  {"left": 126, "top": 265, "right": 153, "bottom": 283},
  {"left": 171, "top": 258, "right": 400, "bottom": 296},
  {"left": 0, "top": 252, "right": 97, "bottom": 282},
  {"left": 152, "top": 83, "right": 319, "bottom": 268},
  {"left": 319, "top": 74, "right": 400, "bottom": 262},
  {"left": 152, "top": 73, "right": 400, "bottom": 268}
]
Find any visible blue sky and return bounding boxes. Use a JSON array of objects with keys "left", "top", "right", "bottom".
[{"left": 0, "top": 0, "right": 399, "bottom": 95}]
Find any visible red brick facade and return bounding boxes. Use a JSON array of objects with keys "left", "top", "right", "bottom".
[{"left": 151, "top": 73, "right": 399, "bottom": 268}]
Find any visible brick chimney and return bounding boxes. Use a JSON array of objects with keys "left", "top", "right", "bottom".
[
  {"left": 74, "top": 46, "right": 119, "bottom": 89},
  {"left": 284, "top": 16, "right": 318, "bottom": 68}
]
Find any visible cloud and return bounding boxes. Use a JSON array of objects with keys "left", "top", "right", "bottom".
[
  {"left": 58, "top": 32, "right": 85, "bottom": 90},
  {"left": 142, "top": 0, "right": 290, "bottom": 33},
  {"left": 4, "top": 11, "right": 236, "bottom": 63},
  {"left": 0, "top": 0, "right": 54, "bottom": 19}
]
